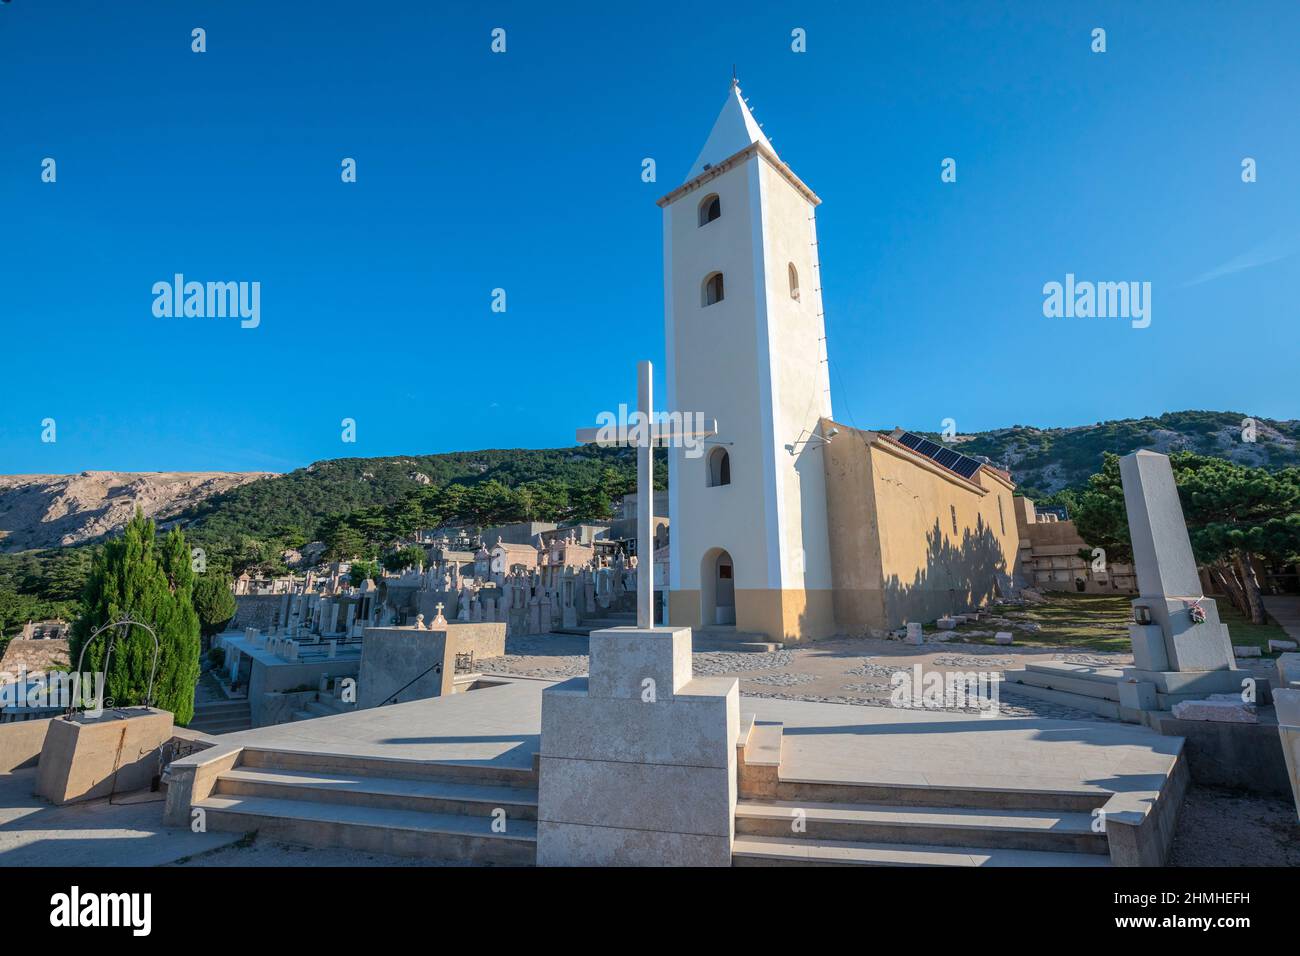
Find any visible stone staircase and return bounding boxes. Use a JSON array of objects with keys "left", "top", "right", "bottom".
[
  {"left": 729, "top": 716, "right": 1111, "bottom": 867},
  {"left": 189, "top": 672, "right": 252, "bottom": 735},
  {"left": 290, "top": 685, "right": 359, "bottom": 723},
  {"left": 693, "top": 627, "right": 782, "bottom": 653},
  {"left": 192, "top": 748, "right": 538, "bottom": 864}
]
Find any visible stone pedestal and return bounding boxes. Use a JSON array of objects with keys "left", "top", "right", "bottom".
[
  {"left": 1119, "top": 451, "right": 1238, "bottom": 712},
  {"left": 1274, "top": 689, "right": 1300, "bottom": 821},
  {"left": 536, "top": 626, "right": 739, "bottom": 866},
  {"left": 35, "top": 708, "right": 174, "bottom": 805}
]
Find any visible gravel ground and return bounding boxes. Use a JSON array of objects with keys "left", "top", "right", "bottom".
[
  {"left": 1168, "top": 785, "right": 1300, "bottom": 866},
  {"left": 476, "top": 633, "right": 1119, "bottom": 721}
]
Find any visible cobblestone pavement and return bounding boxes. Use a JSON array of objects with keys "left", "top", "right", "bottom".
[{"left": 477, "top": 633, "right": 1130, "bottom": 721}]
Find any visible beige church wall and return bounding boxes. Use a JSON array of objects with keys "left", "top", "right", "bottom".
[
  {"left": 668, "top": 590, "right": 702, "bottom": 632},
  {"left": 755, "top": 157, "right": 834, "bottom": 596},
  {"left": 821, "top": 420, "right": 1019, "bottom": 631},
  {"left": 770, "top": 587, "right": 836, "bottom": 642},
  {"left": 664, "top": 155, "right": 776, "bottom": 596},
  {"left": 871, "top": 444, "right": 1017, "bottom": 628},
  {"left": 668, "top": 586, "right": 834, "bottom": 642},
  {"left": 821, "top": 418, "right": 888, "bottom": 632}
]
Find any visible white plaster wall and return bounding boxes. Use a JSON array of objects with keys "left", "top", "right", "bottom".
[
  {"left": 665, "top": 157, "right": 776, "bottom": 593},
  {"left": 757, "top": 159, "right": 835, "bottom": 591}
]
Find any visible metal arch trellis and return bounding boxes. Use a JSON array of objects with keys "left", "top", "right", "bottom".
[{"left": 64, "top": 614, "right": 161, "bottom": 719}]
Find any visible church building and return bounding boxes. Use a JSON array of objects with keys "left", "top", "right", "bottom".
[{"left": 659, "top": 84, "right": 1021, "bottom": 642}]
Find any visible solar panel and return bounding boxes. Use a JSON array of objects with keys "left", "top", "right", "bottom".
[{"left": 894, "top": 431, "right": 984, "bottom": 479}]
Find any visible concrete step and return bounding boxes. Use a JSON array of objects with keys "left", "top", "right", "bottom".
[
  {"left": 1025, "top": 661, "right": 1126, "bottom": 683},
  {"left": 693, "top": 629, "right": 783, "bottom": 653},
  {"left": 188, "top": 718, "right": 252, "bottom": 734},
  {"left": 731, "top": 835, "right": 1111, "bottom": 867},
  {"left": 1002, "top": 668, "right": 1122, "bottom": 702},
  {"left": 237, "top": 747, "right": 539, "bottom": 789},
  {"left": 769, "top": 776, "right": 1105, "bottom": 812},
  {"left": 193, "top": 700, "right": 252, "bottom": 716},
  {"left": 303, "top": 701, "right": 338, "bottom": 718},
  {"left": 290, "top": 710, "right": 315, "bottom": 722},
  {"left": 734, "top": 799, "right": 1106, "bottom": 854},
  {"left": 195, "top": 795, "right": 536, "bottom": 864},
  {"left": 215, "top": 767, "right": 539, "bottom": 820},
  {"left": 998, "top": 681, "right": 1122, "bottom": 719}
]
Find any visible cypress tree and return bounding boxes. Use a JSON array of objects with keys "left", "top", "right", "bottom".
[{"left": 69, "top": 510, "right": 201, "bottom": 724}]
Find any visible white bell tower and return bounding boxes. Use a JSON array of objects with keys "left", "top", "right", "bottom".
[{"left": 659, "top": 83, "right": 835, "bottom": 642}]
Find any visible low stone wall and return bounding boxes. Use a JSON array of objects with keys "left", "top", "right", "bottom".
[
  {"left": 1104, "top": 748, "right": 1190, "bottom": 866},
  {"left": 357, "top": 623, "right": 506, "bottom": 709},
  {"left": 247, "top": 658, "right": 360, "bottom": 727},
  {"left": 0, "top": 717, "right": 53, "bottom": 772},
  {"left": 259, "top": 690, "right": 318, "bottom": 727},
  {"left": 1150, "top": 712, "right": 1291, "bottom": 797},
  {"left": 450, "top": 622, "right": 507, "bottom": 662},
  {"left": 230, "top": 594, "right": 285, "bottom": 632}
]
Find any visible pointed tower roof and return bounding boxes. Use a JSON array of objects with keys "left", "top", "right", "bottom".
[{"left": 685, "top": 81, "right": 776, "bottom": 181}]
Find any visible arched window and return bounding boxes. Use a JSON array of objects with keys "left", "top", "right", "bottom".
[
  {"left": 788, "top": 262, "right": 800, "bottom": 300},
  {"left": 707, "top": 447, "right": 731, "bottom": 487},
  {"left": 703, "top": 272, "right": 724, "bottom": 306},
  {"left": 698, "top": 194, "right": 721, "bottom": 226}
]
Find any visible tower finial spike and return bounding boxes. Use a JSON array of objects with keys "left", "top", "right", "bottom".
[{"left": 731, "top": 65, "right": 738, "bottom": 90}]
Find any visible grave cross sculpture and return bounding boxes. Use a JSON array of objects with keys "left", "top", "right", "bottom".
[{"left": 576, "top": 360, "right": 716, "bottom": 629}]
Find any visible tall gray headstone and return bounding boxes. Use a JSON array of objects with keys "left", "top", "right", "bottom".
[{"left": 1120, "top": 450, "right": 1236, "bottom": 679}]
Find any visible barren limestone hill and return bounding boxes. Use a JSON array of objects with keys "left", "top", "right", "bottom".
[{"left": 0, "top": 472, "right": 277, "bottom": 552}]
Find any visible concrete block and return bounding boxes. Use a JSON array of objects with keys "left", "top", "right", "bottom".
[
  {"left": 994, "top": 632, "right": 1014, "bottom": 645},
  {"left": 587, "top": 626, "right": 692, "bottom": 700},
  {"left": 540, "top": 679, "right": 737, "bottom": 768},
  {"left": 1276, "top": 690, "right": 1300, "bottom": 822},
  {"left": 1118, "top": 679, "right": 1158, "bottom": 711},
  {"left": 536, "top": 820, "right": 731, "bottom": 867},
  {"left": 1268, "top": 640, "right": 1298, "bottom": 654},
  {"left": 936, "top": 617, "right": 957, "bottom": 631},
  {"left": 1233, "top": 645, "right": 1262, "bottom": 658},
  {"left": 36, "top": 708, "right": 174, "bottom": 805},
  {"left": 538, "top": 756, "right": 734, "bottom": 836},
  {"left": 1124, "top": 667, "right": 1245, "bottom": 697},
  {"left": 905, "top": 622, "right": 923, "bottom": 645},
  {"left": 1277, "top": 653, "right": 1300, "bottom": 688},
  {"left": 1129, "top": 623, "right": 1169, "bottom": 672},
  {"left": 1170, "top": 694, "right": 1257, "bottom": 723}
]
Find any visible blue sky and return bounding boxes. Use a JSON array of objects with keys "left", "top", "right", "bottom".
[{"left": 2, "top": 1, "right": 1297, "bottom": 474}]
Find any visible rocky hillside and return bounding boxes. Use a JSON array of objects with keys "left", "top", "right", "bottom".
[
  {"left": 0, "top": 472, "right": 276, "bottom": 552},
  {"left": 925, "top": 411, "right": 1300, "bottom": 496},
  {"left": 1, "top": 411, "right": 1295, "bottom": 553}
]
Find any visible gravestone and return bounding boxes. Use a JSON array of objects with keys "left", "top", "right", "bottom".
[{"left": 1119, "top": 450, "right": 1243, "bottom": 708}]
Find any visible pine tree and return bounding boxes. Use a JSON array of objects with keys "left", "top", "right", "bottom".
[
  {"left": 69, "top": 510, "right": 201, "bottom": 724},
  {"left": 192, "top": 572, "right": 237, "bottom": 641}
]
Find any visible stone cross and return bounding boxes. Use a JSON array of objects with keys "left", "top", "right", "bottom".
[
  {"left": 577, "top": 360, "right": 716, "bottom": 629},
  {"left": 433, "top": 602, "right": 447, "bottom": 627}
]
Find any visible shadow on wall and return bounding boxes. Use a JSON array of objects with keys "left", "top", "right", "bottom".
[{"left": 880, "top": 516, "right": 1012, "bottom": 629}]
